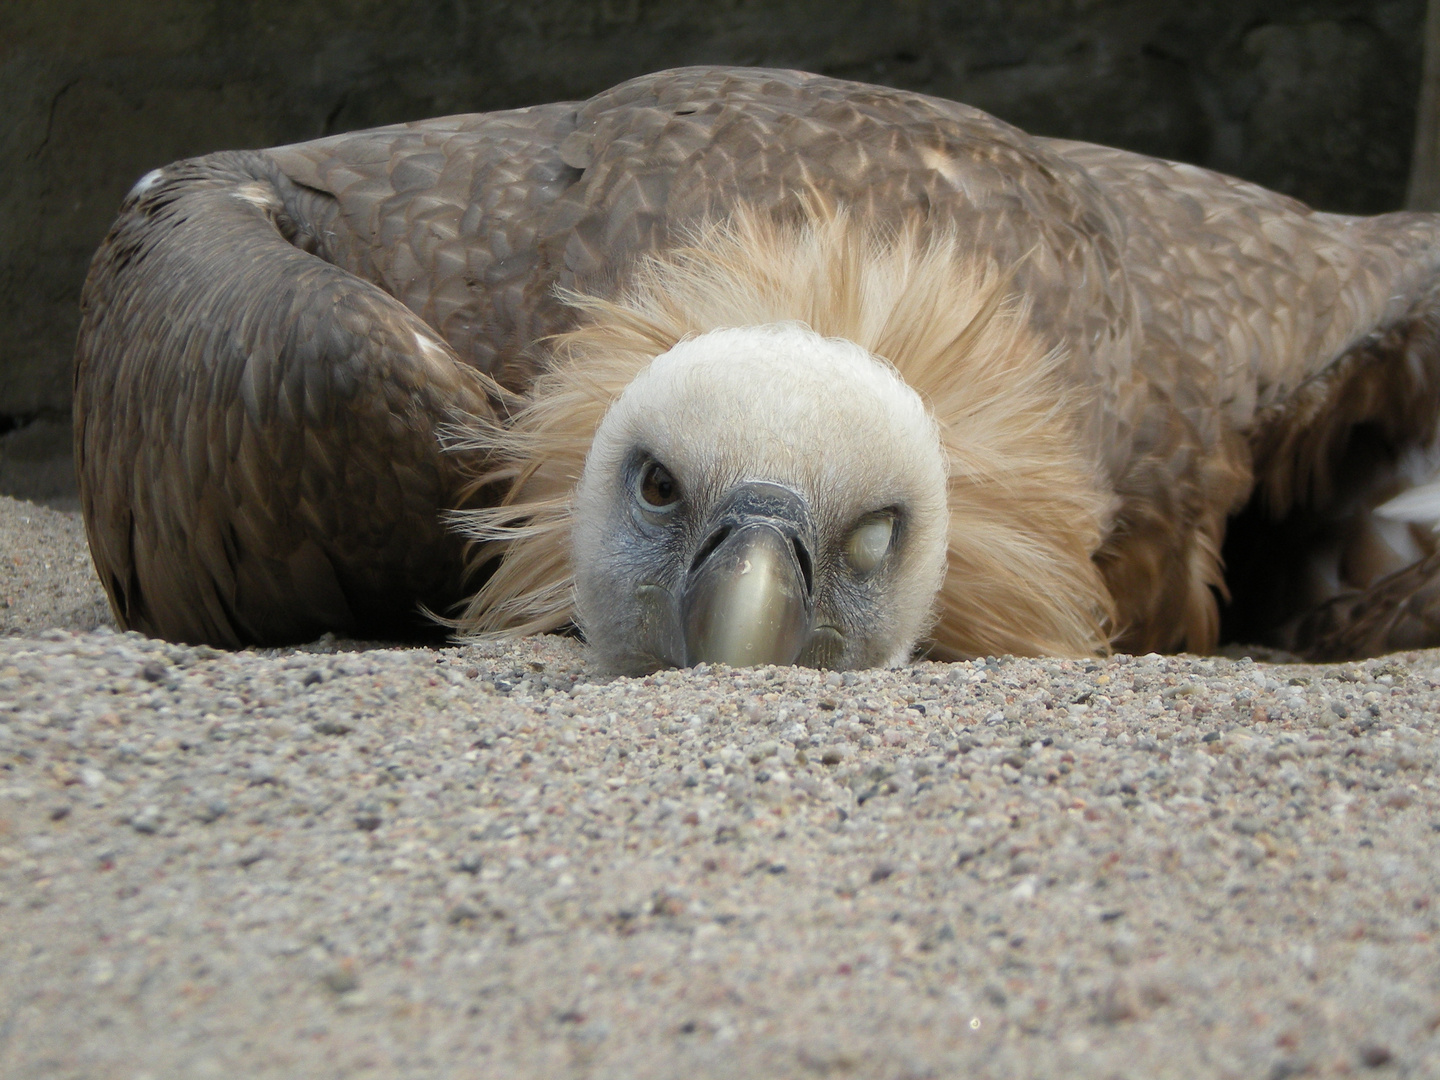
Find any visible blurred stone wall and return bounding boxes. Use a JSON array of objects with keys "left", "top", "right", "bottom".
[{"left": 0, "top": 0, "right": 1426, "bottom": 502}]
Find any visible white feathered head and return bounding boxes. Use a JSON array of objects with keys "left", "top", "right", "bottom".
[{"left": 450, "top": 207, "right": 1113, "bottom": 672}]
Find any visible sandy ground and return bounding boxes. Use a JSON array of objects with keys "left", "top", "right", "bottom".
[{"left": 1, "top": 493, "right": 1438, "bottom": 1079}]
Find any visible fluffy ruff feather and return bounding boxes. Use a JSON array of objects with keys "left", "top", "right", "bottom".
[{"left": 448, "top": 207, "right": 1117, "bottom": 661}]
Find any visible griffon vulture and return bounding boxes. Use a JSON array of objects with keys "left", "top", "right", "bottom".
[{"left": 74, "top": 67, "right": 1440, "bottom": 672}]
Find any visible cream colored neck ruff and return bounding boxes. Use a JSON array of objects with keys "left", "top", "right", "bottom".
[{"left": 449, "top": 206, "right": 1116, "bottom": 660}]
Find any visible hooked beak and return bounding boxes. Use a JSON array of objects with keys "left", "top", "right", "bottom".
[{"left": 638, "top": 482, "right": 818, "bottom": 668}]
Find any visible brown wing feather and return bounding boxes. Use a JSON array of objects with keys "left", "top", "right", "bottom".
[
  {"left": 1283, "top": 551, "right": 1440, "bottom": 660},
  {"left": 76, "top": 152, "right": 497, "bottom": 646},
  {"left": 264, "top": 103, "right": 585, "bottom": 391},
  {"left": 1034, "top": 140, "right": 1440, "bottom": 653}
]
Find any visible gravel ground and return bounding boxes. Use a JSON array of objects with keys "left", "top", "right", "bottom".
[
  {"left": 1, "top": 495, "right": 1438, "bottom": 1079},
  {"left": 0, "top": 496, "right": 112, "bottom": 638}
]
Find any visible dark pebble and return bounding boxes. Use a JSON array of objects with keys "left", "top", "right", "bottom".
[
  {"left": 321, "top": 967, "right": 359, "bottom": 994},
  {"left": 955, "top": 845, "right": 983, "bottom": 867},
  {"left": 353, "top": 804, "right": 382, "bottom": 831},
  {"left": 314, "top": 719, "right": 353, "bottom": 736},
  {"left": 448, "top": 904, "right": 482, "bottom": 925},
  {"left": 1358, "top": 1043, "right": 1393, "bottom": 1068}
]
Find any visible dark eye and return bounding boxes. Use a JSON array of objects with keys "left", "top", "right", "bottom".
[{"left": 637, "top": 460, "right": 681, "bottom": 510}]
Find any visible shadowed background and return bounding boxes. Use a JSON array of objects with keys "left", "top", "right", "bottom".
[{"left": 0, "top": 0, "right": 1432, "bottom": 505}]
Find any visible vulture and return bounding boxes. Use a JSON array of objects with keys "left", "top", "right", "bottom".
[{"left": 74, "top": 66, "right": 1440, "bottom": 673}]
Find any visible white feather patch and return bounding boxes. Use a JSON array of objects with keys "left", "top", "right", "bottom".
[
  {"left": 231, "top": 181, "right": 280, "bottom": 212},
  {"left": 413, "top": 331, "right": 454, "bottom": 367},
  {"left": 127, "top": 168, "right": 164, "bottom": 200},
  {"left": 1375, "top": 481, "right": 1440, "bottom": 529}
]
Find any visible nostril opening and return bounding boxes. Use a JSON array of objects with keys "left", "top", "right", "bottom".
[
  {"left": 690, "top": 526, "right": 731, "bottom": 574},
  {"left": 792, "top": 537, "right": 814, "bottom": 596}
]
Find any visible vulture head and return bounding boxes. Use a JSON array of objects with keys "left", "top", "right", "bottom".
[
  {"left": 452, "top": 208, "right": 1115, "bottom": 673},
  {"left": 570, "top": 323, "right": 949, "bottom": 673}
]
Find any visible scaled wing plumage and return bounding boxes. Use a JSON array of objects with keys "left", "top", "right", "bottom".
[{"left": 74, "top": 67, "right": 1440, "bottom": 661}]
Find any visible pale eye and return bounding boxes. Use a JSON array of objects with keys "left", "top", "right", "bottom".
[
  {"left": 846, "top": 513, "right": 894, "bottom": 574},
  {"left": 637, "top": 459, "right": 681, "bottom": 510}
]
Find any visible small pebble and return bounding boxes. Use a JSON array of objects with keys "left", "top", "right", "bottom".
[
  {"left": 321, "top": 967, "right": 359, "bottom": 995},
  {"left": 353, "top": 805, "right": 383, "bottom": 831},
  {"left": 129, "top": 806, "right": 162, "bottom": 835},
  {"left": 248, "top": 760, "right": 277, "bottom": 785},
  {"left": 1358, "top": 1044, "right": 1394, "bottom": 1068}
]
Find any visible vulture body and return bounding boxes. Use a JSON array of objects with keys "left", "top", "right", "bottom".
[{"left": 74, "top": 66, "right": 1440, "bottom": 670}]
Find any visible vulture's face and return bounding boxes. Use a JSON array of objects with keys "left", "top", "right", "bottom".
[{"left": 572, "top": 324, "right": 950, "bottom": 673}]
